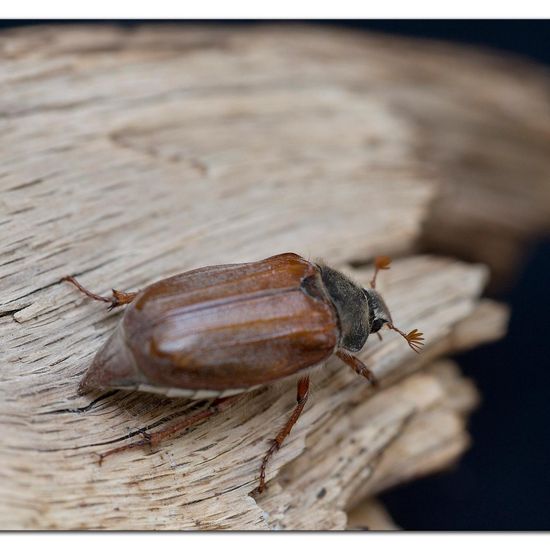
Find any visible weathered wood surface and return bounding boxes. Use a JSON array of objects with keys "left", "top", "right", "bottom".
[
  {"left": 410, "top": 46, "right": 550, "bottom": 287},
  {"left": 0, "top": 24, "right": 533, "bottom": 530}
]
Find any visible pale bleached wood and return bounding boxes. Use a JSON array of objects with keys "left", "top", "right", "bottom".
[
  {"left": 0, "top": 25, "right": 439, "bottom": 317},
  {"left": 344, "top": 360, "right": 481, "bottom": 532},
  {"left": 255, "top": 354, "right": 484, "bottom": 530},
  {"left": 1, "top": 24, "right": 549, "bottom": 292},
  {"left": 0, "top": 25, "right": 516, "bottom": 530}
]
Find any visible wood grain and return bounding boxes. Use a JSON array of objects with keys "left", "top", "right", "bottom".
[{"left": 0, "top": 24, "right": 528, "bottom": 529}]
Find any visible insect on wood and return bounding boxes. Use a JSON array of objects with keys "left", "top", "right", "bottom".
[{"left": 63, "top": 253, "right": 424, "bottom": 494}]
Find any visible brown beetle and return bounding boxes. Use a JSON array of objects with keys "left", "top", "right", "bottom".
[{"left": 63, "top": 253, "right": 423, "bottom": 493}]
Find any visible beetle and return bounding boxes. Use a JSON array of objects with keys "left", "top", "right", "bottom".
[{"left": 63, "top": 253, "right": 423, "bottom": 494}]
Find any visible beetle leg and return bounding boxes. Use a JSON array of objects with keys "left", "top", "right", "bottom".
[
  {"left": 97, "top": 394, "right": 243, "bottom": 464},
  {"left": 256, "top": 376, "right": 310, "bottom": 495},
  {"left": 336, "top": 350, "right": 378, "bottom": 387},
  {"left": 62, "top": 275, "right": 137, "bottom": 310}
]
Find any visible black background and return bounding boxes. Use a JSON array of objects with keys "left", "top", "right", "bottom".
[{"left": 2, "top": 19, "right": 549, "bottom": 530}]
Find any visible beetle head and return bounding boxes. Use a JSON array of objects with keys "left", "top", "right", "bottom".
[
  {"left": 365, "top": 256, "right": 424, "bottom": 353},
  {"left": 363, "top": 287, "right": 392, "bottom": 334}
]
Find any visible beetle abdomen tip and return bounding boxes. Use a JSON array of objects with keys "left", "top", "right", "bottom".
[{"left": 79, "top": 326, "right": 142, "bottom": 392}]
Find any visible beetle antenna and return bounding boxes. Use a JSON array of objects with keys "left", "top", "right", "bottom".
[
  {"left": 370, "top": 256, "right": 391, "bottom": 289},
  {"left": 387, "top": 323, "right": 424, "bottom": 353}
]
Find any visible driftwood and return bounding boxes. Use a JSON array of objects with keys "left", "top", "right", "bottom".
[
  {"left": 4, "top": 23, "right": 547, "bottom": 529},
  {"left": 408, "top": 46, "right": 550, "bottom": 288}
]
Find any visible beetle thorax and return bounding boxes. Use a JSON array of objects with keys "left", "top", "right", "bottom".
[{"left": 318, "top": 265, "right": 370, "bottom": 353}]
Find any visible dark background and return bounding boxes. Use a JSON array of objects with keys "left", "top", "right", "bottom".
[{"left": 2, "top": 19, "right": 549, "bottom": 530}]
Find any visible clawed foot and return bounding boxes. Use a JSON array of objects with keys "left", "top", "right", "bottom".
[{"left": 108, "top": 289, "right": 136, "bottom": 310}]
